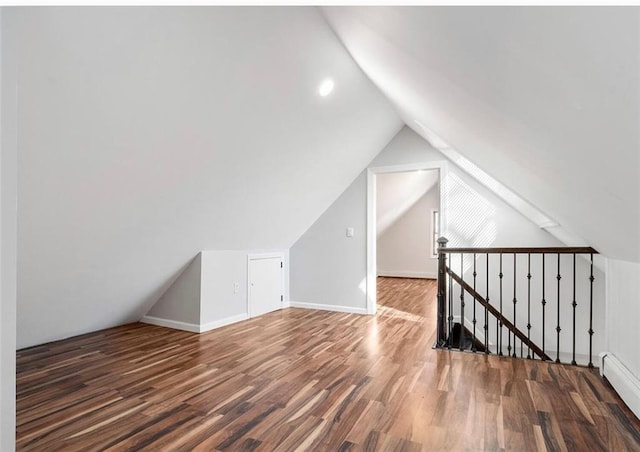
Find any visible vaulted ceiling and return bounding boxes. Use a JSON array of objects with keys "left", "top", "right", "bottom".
[
  {"left": 10, "top": 6, "right": 639, "bottom": 348},
  {"left": 322, "top": 6, "right": 639, "bottom": 263}
]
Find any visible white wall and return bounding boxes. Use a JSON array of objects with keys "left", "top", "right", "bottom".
[
  {"left": 146, "top": 254, "right": 202, "bottom": 325},
  {"left": 201, "top": 250, "right": 254, "bottom": 327},
  {"left": 290, "top": 173, "right": 368, "bottom": 312},
  {"left": 606, "top": 260, "right": 640, "bottom": 378},
  {"left": 1, "top": 7, "right": 17, "bottom": 450},
  {"left": 603, "top": 259, "right": 640, "bottom": 417},
  {"left": 377, "top": 184, "right": 439, "bottom": 278},
  {"left": 14, "top": 7, "right": 401, "bottom": 348},
  {"left": 291, "top": 126, "right": 569, "bottom": 312}
]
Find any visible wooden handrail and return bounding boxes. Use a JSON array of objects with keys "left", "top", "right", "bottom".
[
  {"left": 446, "top": 267, "right": 552, "bottom": 361},
  {"left": 438, "top": 246, "right": 597, "bottom": 255},
  {"left": 434, "top": 236, "right": 598, "bottom": 365}
]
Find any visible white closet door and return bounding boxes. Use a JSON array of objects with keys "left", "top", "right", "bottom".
[{"left": 248, "top": 256, "right": 283, "bottom": 318}]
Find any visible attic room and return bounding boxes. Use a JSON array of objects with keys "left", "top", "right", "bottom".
[{"left": 1, "top": 5, "right": 639, "bottom": 450}]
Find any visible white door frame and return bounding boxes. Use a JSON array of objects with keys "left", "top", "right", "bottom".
[
  {"left": 366, "top": 161, "right": 448, "bottom": 314},
  {"left": 247, "top": 252, "right": 285, "bottom": 318}
]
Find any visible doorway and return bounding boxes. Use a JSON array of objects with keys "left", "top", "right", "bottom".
[{"left": 366, "top": 162, "right": 447, "bottom": 314}]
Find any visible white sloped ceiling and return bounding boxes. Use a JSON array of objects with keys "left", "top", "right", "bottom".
[
  {"left": 322, "top": 6, "right": 640, "bottom": 263},
  {"left": 14, "top": 7, "right": 402, "bottom": 348},
  {"left": 376, "top": 170, "right": 439, "bottom": 237}
]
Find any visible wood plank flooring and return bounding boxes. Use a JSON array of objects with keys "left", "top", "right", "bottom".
[{"left": 16, "top": 277, "right": 640, "bottom": 451}]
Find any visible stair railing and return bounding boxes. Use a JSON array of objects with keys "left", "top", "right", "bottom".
[{"left": 435, "top": 237, "right": 599, "bottom": 367}]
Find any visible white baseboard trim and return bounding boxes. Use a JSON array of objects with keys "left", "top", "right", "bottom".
[
  {"left": 600, "top": 352, "right": 640, "bottom": 419},
  {"left": 377, "top": 270, "right": 437, "bottom": 279},
  {"left": 141, "top": 316, "right": 200, "bottom": 333},
  {"left": 142, "top": 313, "right": 249, "bottom": 334},
  {"left": 289, "top": 301, "right": 368, "bottom": 315},
  {"left": 199, "top": 313, "right": 249, "bottom": 333}
]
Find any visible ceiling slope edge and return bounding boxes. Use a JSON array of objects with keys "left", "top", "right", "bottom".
[{"left": 410, "top": 121, "right": 589, "bottom": 250}]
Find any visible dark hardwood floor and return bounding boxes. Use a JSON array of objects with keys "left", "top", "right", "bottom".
[{"left": 16, "top": 277, "right": 640, "bottom": 451}]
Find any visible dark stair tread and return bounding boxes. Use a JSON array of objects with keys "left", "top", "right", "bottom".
[{"left": 447, "top": 322, "right": 488, "bottom": 353}]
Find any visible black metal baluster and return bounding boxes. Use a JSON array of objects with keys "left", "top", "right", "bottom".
[
  {"left": 527, "top": 253, "right": 532, "bottom": 359},
  {"left": 499, "top": 253, "right": 503, "bottom": 356},
  {"left": 512, "top": 253, "right": 517, "bottom": 358},
  {"left": 472, "top": 253, "right": 477, "bottom": 352},
  {"left": 556, "top": 253, "right": 561, "bottom": 363},
  {"left": 448, "top": 252, "right": 453, "bottom": 349},
  {"left": 589, "top": 253, "right": 595, "bottom": 368},
  {"left": 485, "top": 253, "right": 490, "bottom": 354},
  {"left": 460, "top": 253, "right": 465, "bottom": 352},
  {"left": 571, "top": 254, "right": 577, "bottom": 365},
  {"left": 436, "top": 238, "right": 448, "bottom": 346},
  {"left": 542, "top": 254, "right": 546, "bottom": 360}
]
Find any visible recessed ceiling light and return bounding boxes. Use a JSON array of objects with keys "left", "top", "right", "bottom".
[{"left": 318, "top": 78, "right": 334, "bottom": 97}]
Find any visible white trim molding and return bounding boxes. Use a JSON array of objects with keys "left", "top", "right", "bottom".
[
  {"left": 366, "top": 169, "right": 377, "bottom": 315},
  {"left": 142, "top": 313, "right": 250, "bottom": 334},
  {"left": 200, "top": 313, "right": 249, "bottom": 333},
  {"left": 377, "top": 271, "right": 437, "bottom": 279},
  {"left": 141, "top": 316, "right": 200, "bottom": 333},
  {"left": 289, "top": 301, "right": 367, "bottom": 315},
  {"left": 600, "top": 352, "right": 640, "bottom": 420}
]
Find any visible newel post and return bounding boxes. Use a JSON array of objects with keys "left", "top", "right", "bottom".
[{"left": 436, "top": 237, "right": 448, "bottom": 346}]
